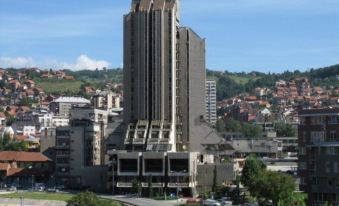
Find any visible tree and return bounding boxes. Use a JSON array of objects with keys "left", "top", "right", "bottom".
[
  {"left": 212, "top": 165, "right": 217, "bottom": 192},
  {"left": 256, "top": 171, "right": 296, "bottom": 206},
  {"left": 275, "top": 123, "right": 297, "bottom": 137},
  {"left": 132, "top": 178, "right": 141, "bottom": 196},
  {"left": 215, "top": 119, "right": 225, "bottom": 132},
  {"left": 241, "top": 155, "right": 266, "bottom": 197},
  {"left": 148, "top": 175, "right": 153, "bottom": 198},
  {"left": 0, "top": 135, "right": 29, "bottom": 152},
  {"left": 67, "top": 192, "right": 117, "bottom": 206},
  {"left": 225, "top": 118, "right": 241, "bottom": 132},
  {"left": 242, "top": 123, "right": 262, "bottom": 138}
]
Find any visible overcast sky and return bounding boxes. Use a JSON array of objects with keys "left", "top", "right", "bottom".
[{"left": 1, "top": 0, "right": 339, "bottom": 72}]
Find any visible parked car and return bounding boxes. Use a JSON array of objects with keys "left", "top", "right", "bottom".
[
  {"left": 7, "top": 186, "right": 17, "bottom": 191},
  {"left": 47, "top": 187, "right": 59, "bottom": 193},
  {"left": 221, "top": 200, "right": 233, "bottom": 206},
  {"left": 203, "top": 199, "right": 221, "bottom": 206},
  {"left": 219, "top": 197, "right": 232, "bottom": 206},
  {"left": 56, "top": 185, "right": 65, "bottom": 190}
]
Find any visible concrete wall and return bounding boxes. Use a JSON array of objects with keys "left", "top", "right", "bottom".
[{"left": 196, "top": 164, "right": 235, "bottom": 194}]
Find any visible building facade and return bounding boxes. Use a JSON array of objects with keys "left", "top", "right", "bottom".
[
  {"left": 49, "top": 97, "right": 90, "bottom": 117},
  {"left": 55, "top": 107, "right": 110, "bottom": 191},
  {"left": 205, "top": 79, "right": 217, "bottom": 125},
  {"left": 110, "top": 0, "right": 224, "bottom": 197},
  {"left": 298, "top": 108, "right": 339, "bottom": 206}
]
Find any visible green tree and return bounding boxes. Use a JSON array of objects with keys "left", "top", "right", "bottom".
[
  {"left": 275, "top": 123, "right": 297, "bottom": 137},
  {"left": 148, "top": 175, "right": 153, "bottom": 198},
  {"left": 67, "top": 192, "right": 117, "bottom": 206},
  {"left": 241, "top": 155, "right": 266, "bottom": 197},
  {"left": 132, "top": 178, "right": 141, "bottom": 196},
  {"left": 242, "top": 123, "right": 262, "bottom": 138},
  {"left": 0, "top": 135, "right": 29, "bottom": 151},
  {"left": 225, "top": 118, "right": 241, "bottom": 132},
  {"left": 215, "top": 119, "right": 225, "bottom": 132},
  {"left": 212, "top": 165, "right": 217, "bottom": 192},
  {"left": 257, "top": 171, "right": 296, "bottom": 206},
  {"left": 278, "top": 192, "right": 307, "bottom": 206}
]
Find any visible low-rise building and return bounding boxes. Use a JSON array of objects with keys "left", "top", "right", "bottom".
[
  {"left": 0, "top": 151, "right": 52, "bottom": 187},
  {"left": 49, "top": 97, "right": 90, "bottom": 117},
  {"left": 107, "top": 151, "right": 199, "bottom": 196}
]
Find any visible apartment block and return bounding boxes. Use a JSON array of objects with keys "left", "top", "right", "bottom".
[
  {"left": 49, "top": 97, "right": 90, "bottom": 117},
  {"left": 298, "top": 108, "right": 339, "bottom": 206},
  {"left": 55, "top": 107, "right": 110, "bottom": 191},
  {"left": 205, "top": 79, "right": 217, "bottom": 125}
]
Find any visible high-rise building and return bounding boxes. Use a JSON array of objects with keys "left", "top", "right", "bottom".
[
  {"left": 298, "top": 108, "right": 339, "bottom": 206},
  {"left": 205, "top": 79, "right": 217, "bottom": 125},
  {"left": 123, "top": 0, "right": 180, "bottom": 152},
  {"left": 177, "top": 27, "right": 206, "bottom": 151},
  {"left": 108, "top": 0, "right": 226, "bottom": 196},
  {"left": 123, "top": 0, "right": 206, "bottom": 152}
]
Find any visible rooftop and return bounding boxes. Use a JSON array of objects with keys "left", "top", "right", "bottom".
[
  {"left": 53, "top": 96, "right": 90, "bottom": 104},
  {"left": 0, "top": 151, "right": 51, "bottom": 162}
]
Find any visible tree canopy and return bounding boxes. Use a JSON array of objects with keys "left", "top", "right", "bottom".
[
  {"left": 0, "top": 135, "right": 28, "bottom": 152},
  {"left": 241, "top": 155, "right": 299, "bottom": 206},
  {"left": 66, "top": 192, "right": 118, "bottom": 206}
]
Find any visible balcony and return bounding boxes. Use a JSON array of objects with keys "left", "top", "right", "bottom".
[
  {"left": 141, "top": 182, "right": 165, "bottom": 188},
  {"left": 117, "top": 182, "right": 133, "bottom": 188},
  {"left": 167, "top": 182, "right": 191, "bottom": 188}
]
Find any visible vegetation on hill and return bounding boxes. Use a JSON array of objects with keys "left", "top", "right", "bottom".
[
  {"left": 207, "top": 64, "right": 339, "bottom": 100},
  {"left": 2, "top": 64, "right": 339, "bottom": 100}
]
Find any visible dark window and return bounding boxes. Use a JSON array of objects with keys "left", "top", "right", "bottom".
[
  {"left": 120, "top": 159, "right": 138, "bottom": 173},
  {"left": 145, "top": 159, "right": 163, "bottom": 173},
  {"left": 170, "top": 159, "right": 189, "bottom": 173}
]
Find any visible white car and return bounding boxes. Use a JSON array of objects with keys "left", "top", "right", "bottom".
[
  {"left": 203, "top": 199, "right": 221, "bottom": 206},
  {"left": 221, "top": 200, "right": 233, "bottom": 206}
]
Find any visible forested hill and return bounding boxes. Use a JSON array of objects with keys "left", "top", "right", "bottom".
[
  {"left": 207, "top": 64, "right": 339, "bottom": 100},
  {"left": 2, "top": 64, "right": 339, "bottom": 100}
]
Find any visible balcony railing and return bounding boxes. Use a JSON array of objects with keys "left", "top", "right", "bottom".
[
  {"left": 167, "top": 182, "right": 191, "bottom": 188},
  {"left": 117, "top": 182, "right": 133, "bottom": 188},
  {"left": 141, "top": 182, "right": 165, "bottom": 188}
]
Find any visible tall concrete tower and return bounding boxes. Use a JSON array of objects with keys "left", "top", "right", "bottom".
[{"left": 123, "top": 0, "right": 206, "bottom": 152}]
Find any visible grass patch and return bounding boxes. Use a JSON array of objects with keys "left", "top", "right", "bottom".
[
  {"left": 0, "top": 192, "right": 122, "bottom": 205},
  {"left": 0, "top": 192, "right": 74, "bottom": 201},
  {"left": 227, "top": 75, "right": 261, "bottom": 84},
  {"left": 37, "top": 80, "right": 83, "bottom": 94}
]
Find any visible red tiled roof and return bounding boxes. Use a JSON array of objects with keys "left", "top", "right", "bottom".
[
  {"left": 0, "top": 163, "right": 9, "bottom": 171},
  {"left": 0, "top": 151, "right": 51, "bottom": 162}
]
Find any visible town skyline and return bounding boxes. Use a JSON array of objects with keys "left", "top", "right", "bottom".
[{"left": 1, "top": 0, "right": 339, "bottom": 72}]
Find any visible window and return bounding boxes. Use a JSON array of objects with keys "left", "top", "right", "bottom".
[
  {"left": 328, "top": 116, "right": 338, "bottom": 124},
  {"left": 299, "top": 162, "right": 307, "bottom": 170},
  {"left": 330, "top": 131, "right": 337, "bottom": 141},
  {"left": 326, "top": 161, "right": 331, "bottom": 173},
  {"left": 326, "top": 147, "right": 337, "bottom": 155},
  {"left": 299, "top": 147, "right": 306, "bottom": 155}
]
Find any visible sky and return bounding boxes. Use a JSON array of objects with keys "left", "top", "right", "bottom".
[{"left": 1, "top": 0, "right": 339, "bottom": 72}]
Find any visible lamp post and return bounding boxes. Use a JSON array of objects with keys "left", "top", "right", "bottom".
[
  {"left": 28, "top": 166, "right": 34, "bottom": 191},
  {"left": 112, "top": 159, "right": 116, "bottom": 195}
]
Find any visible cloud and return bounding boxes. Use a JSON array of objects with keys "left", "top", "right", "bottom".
[
  {"left": 63, "top": 54, "right": 110, "bottom": 71},
  {"left": 0, "top": 55, "right": 110, "bottom": 70},
  {"left": 0, "top": 56, "right": 36, "bottom": 68}
]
